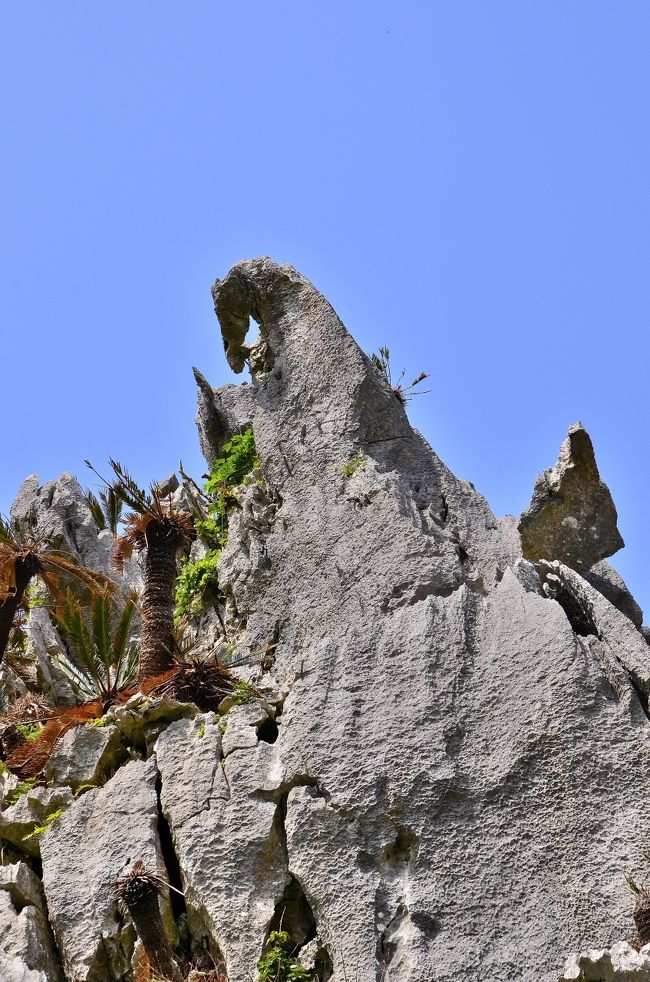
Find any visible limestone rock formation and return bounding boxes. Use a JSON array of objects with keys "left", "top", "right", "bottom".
[
  {"left": 519, "top": 422, "right": 625, "bottom": 572},
  {"left": 1, "top": 257, "right": 648, "bottom": 982}
]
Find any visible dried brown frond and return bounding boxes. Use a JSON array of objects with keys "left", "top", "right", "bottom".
[
  {"left": 634, "top": 891, "right": 650, "bottom": 949},
  {"left": 5, "top": 700, "right": 104, "bottom": 778},
  {"left": 1, "top": 692, "right": 53, "bottom": 728},
  {"left": 142, "top": 657, "right": 237, "bottom": 713},
  {"left": 113, "top": 511, "right": 196, "bottom": 572}
]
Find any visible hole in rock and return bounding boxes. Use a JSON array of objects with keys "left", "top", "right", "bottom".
[
  {"left": 256, "top": 715, "right": 279, "bottom": 744},
  {"left": 382, "top": 827, "right": 417, "bottom": 868}
]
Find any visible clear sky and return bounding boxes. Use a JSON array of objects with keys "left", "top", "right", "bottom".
[{"left": 1, "top": 3, "right": 648, "bottom": 615}]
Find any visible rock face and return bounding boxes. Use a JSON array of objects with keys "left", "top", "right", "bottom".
[
  {"left": 1, "top": 257, "right": 648, "bottom": 982},
  {"left": 519, "top": 422, "right": 625, "bottom": 572}
]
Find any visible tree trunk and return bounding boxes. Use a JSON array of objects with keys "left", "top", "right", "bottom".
[
  {"left": 118, "top": 867, "right": 183, "bottom": 982},
  {"left": 137, "top": 521, "right": 181, "bottom": 685},
  {"left": 0, "top": 555, "right": 37, "bottom": 664}
]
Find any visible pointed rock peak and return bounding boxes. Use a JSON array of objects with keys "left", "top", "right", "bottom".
[{"left": 519, "top": 422, "right": 624, "bottom": 572}]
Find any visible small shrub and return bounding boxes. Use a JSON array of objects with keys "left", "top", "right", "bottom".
[
  {"left": 340, "top": 449, "right": 366, "bottom": 478},
  {"left": 175, "top": 550, "right": 223, "bottom": 621},
  {"left": 258, "top": 930, "right": 311, "bottom": 982},
  {"left": 232, "top": 680, "right": 257, "bottom": 705},
  {"left": 197, "top": 429, "right": 260, "bottom": 549},
  {"left": 371, "top": 345, "right": 430, "bottom": 404},
  {"left": 16, "top": 722, "right": 43, "bottom": 743},
  {"left": 4, "top": 777, "right": 39, "bottom": 807}
]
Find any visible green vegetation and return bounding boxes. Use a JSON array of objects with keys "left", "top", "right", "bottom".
[
  {"left": 232, "top": 680, "right": 257, "bottom": 705},
  {"left": 258, "top": 930, "right": 311, "bottom": 982},
  {"left": 4, "top": 777, "right": 39, "bottom": 807},
  {"left": 175, "top": 550, "right": 223, "bottom": 621},
  {"left": 340, "top": 449, "right": 366, "bottom": 478},
  {"left": 197, "top": 429, "right": 260, "bottom": 548},
  {"left": 54, "top": 588, "right": 139, "bottom": 705},
  {"left": 23, "top": 807, "right": 65, "bottom": 841},
  {"left": 175, "top": 430, "right": 260, "bottom": 622},
  {"left": 0, "top": 512, "right": 108, "bottom": 666},
  {"left": 85, "top": 486, "right": 124, "bottom": 535},
  {"left": 16, "top": 722, "right": 43, "bottom": 742}
]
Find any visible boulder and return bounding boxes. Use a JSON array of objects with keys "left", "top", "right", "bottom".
[
  {"left": 584, "top": 560, "right": 644, "bottom": 629},
  {"left": 155, "top": 713, "right": 287, "bottom": 980},
  {"left": 43, "top": 723, "right": 126, "bottom": 789},
  {"left": 519, "top": 422, "right": 624, "bottom": 572}
]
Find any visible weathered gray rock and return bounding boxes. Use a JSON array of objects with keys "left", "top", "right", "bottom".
[
  {"left": 539, "top": 559, "right": 650, "bottom": 703},
  {"left": 0, "top": 863, "right": 62, "bottom": 982},
  {"left": 193, "top": 259, "right": 650, "bottom": 980},
  {"left": 156, "top": 712, "right": 287, "bottom": 980},
  {"left": 0, "top": 786, "right": 73, "bottom": 859},
  {"left": 193, "top": 367, "right": 256, "bottom": 468},
  {"left": 40, "top": 759, "right": 170, "bottom": 982},
  {"left": 11, "top": 474, "right": 107, "bottom": 574},
  {"left": 43, "top": 723, "right": 125, "bottom": 789},
  {"left": 584, "top": 561, "right": 644, "bottom": 629},
  {"left": 7, "top": 258, "right": 650, "bottom": 981},
  {"left": 519, "top": 422, "right": 624, "bottom": 572},
  {"left": 559, "top": 941, "right": 650, "bottom": 980}
]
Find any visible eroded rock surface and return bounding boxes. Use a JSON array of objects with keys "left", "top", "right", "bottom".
[
  {"left": 2, "top": 258, "right": 648, "bottom": 981},
  {"left": 519, "top": 422, "right": 624, "bottom": 572}
]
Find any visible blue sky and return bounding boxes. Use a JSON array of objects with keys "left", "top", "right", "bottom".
[{"left": 1, "top": 3, "right": 648, "bottom": 614}]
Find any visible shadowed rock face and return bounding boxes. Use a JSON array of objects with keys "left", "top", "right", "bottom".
[
  {"left": 2, "top": 258, "right": 648, "bottom": 982},
  {"left": 519, "top": 423, "right": 625, "bottom": 573}
]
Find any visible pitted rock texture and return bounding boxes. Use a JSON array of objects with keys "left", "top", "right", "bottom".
[
  {"left": 519, "top": 422, "right": 624, "bottom": 572},
  {"left": 1, "top": 257, "right": 649, "bottom": 982}
]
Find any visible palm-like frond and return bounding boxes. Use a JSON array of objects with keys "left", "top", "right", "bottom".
[
  {"left": 54, "top": 589, "right": 139, "bottom": 704},
  {"left": 85, "top": 490, "right": 106, "bottom": 531}
]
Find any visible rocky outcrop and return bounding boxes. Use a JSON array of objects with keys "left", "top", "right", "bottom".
[
  {"left": 559, "top": 941, "right": 650, "bottom": 980},
  {"left": 1, "top": 258, "right": 648, "bottom": 981},
  {"left": 519, "top": 422, "right": 624, "bottom": 572}
]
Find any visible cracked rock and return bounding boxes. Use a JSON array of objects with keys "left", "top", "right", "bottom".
[
  {"left": 0, "top": 863, "right": 62, "bottom": 982},
  {"left": 40, "top": 758, "right": 169, "bottom": 982}
]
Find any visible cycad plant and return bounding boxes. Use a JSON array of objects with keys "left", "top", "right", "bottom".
[
  {"left": 4, "top": 589, "right": 139, "bottom": 779},
  {"left": 85, "top": 486, "right": 124, "bottom": 535},
  {"left": 86, "top": 460, "right": 195, "bottom": 685},
  {"left": 54, "top": 588, "right": 139, "bottom": 712},
  {"left": 0, "top": 514, "right": 108, "bottom": 665},
  {"left": 114, "top": 860, "right": 183, "bottom": 982}
]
